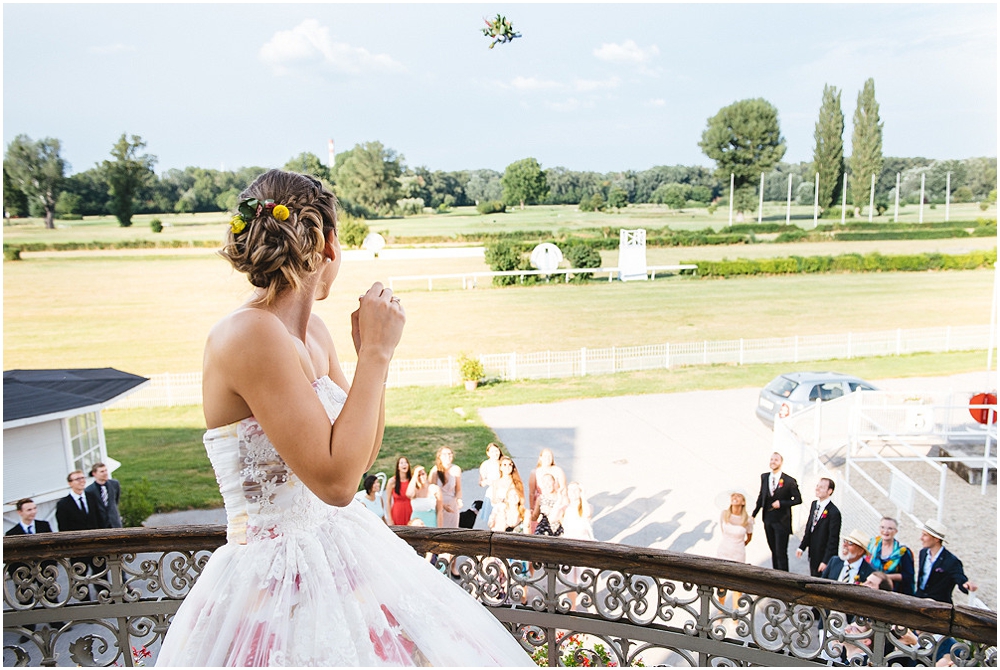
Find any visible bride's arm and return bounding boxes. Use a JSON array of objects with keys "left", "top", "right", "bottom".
[{"left": 213, "top": 285, "right": 402, "bottom": 507}]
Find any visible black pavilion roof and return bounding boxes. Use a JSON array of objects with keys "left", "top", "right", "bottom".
[{"left": 3, "top": 368, "right": 149, "bottom": 423}]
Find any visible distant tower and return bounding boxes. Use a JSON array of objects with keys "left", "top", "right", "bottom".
[{"left": 328, "top": 139, "right": 335, "bottom": 169}]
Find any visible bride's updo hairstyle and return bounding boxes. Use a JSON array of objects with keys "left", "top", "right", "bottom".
[{"left": 220, "top": 169, "right": 338, "bottom": 304}]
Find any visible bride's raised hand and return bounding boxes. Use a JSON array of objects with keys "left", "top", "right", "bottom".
[{"left": 356, "top": 282, "right": 405, "bottom": 360}]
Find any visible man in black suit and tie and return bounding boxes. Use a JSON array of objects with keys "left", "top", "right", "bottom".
[
  {"left": 55, "top": 470, "right": 102, "bottom": 532},
  {"left": 914, "top": 519, "right": 978, "bottom": 604},
  {"left": 86, "top": 462, "right": 123, "bottom": 528},
  {"left": 55, "top": 470, "right": 103, "bottom": 601},
  {"left": 821, "top": 529, "right": 875, "bottom": 584},
  {"left": 796, "top": 477, "right": 842, "bottom": 577},
  {"left": 751, "top": 452, "right": 802, "bottom": 571},
  {"left": 5, "top": 498, "right": 53, "bottom": 536},
  {"left": 6, "top": 499, "right": 55, "bottom": 640}
]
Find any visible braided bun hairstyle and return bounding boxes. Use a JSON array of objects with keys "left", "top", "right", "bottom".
[{"left": 220, "top": 170, "right": 338, "bottom": 304}]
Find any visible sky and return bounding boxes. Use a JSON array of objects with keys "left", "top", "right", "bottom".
[{"left": 3, "top": 3, "right": 997, "bottom": 177}]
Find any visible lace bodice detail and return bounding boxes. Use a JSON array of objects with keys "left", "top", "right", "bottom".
[{"left": 203, "top": 376, "right": 348, "bottom": 544}]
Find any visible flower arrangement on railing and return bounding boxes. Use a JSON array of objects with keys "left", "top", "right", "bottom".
[{"left": 528, "top": 633, "right": 645, "bottom": 667}]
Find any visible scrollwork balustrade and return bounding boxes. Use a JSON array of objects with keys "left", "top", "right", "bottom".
[{"left": 4, "top": 527, "right": 996, "bottom": 666}]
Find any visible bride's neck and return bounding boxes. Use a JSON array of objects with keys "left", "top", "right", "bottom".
[{"left": 252, "top": 287, "right": 316, "bottom": 340}]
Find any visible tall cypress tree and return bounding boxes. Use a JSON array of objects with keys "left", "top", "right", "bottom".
[
  {"left": 812, "top": 85, "right": 844, "bottom": 210},
  {"left": 849, "top": 78, "right": 884, "bottom": 209}
]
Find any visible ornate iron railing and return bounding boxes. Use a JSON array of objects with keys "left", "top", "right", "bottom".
[{"left": 4, "top": 526, "right": 996, "bottom": 666}]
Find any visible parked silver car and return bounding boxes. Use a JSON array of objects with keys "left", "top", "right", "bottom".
[{"left": 756, "top": 371, "right": 877, "bottom": 428}]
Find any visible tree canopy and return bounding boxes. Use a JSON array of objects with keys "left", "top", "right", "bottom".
[
  {"left": 502, "top": 157, "right": 548, "bottom": 210},
  {"left": 102, "top": 133, "right": 157, "bottom": 227},
  {"left": 332, "top": 141, "right": 403, "bottom": 216},
  {"left": 4, "top": 134, "right": 67, "bottom": 228},
  {"left": 812, "top": 84, "right": 845, "bottom": 210},
  {"left": 849, "top": 78, "right": 883, "bottom": 208},
  {"left": 699, "top": 98, "right": 786, "bottom": 213}
]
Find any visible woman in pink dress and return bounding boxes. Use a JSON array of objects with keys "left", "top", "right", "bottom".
[
  {"left": 429, "top": 447, "right": 462, "bottom": 529},
  {"left": 717, "top": 491, "right": 754, "bottom": 563}
]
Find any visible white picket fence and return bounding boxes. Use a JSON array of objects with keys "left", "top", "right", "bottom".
[{"left": 112, "top": 324, "right": 992, "bottom": 409}]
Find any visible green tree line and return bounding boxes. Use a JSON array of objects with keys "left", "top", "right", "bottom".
[{"left": 5, "top": 109, "right": 996, "bottom": 225}]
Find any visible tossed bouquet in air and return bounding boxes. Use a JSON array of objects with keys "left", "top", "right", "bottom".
[{"left": 481, "top": 14, "right": 521, "bottom": 48}]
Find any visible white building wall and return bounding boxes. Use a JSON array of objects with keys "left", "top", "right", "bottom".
[{"left": 3, "top": 420, "right": 72, "bottom": 531}]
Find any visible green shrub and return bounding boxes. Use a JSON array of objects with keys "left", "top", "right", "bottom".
[
  {"left": 684, "top": 249, "right": 996, "bottom": 278},
  {"left": 119, "top": 476, "right": 155, "bottom": 527},
  {"left": 980, "top": 202, "right": 990, "bottom": 211},
  {"left": 338, "top": 214, "right": 370, "bottom": 248},
  {"left": 3, "top": 246, "right": 22, "bottom": 261},
  {"left": 579, "top": 193, "right": 605, "bottom": 212},
  {"left": 775, "top": 229, "right": 810, "bottom": 243},
  {"left": 150, "top": 218, "right": 163, "bottom": 233},
  {"left": 485, "top": 240, "right": 523, "bottom": 286},
  {"left": 436, "top": 202, "right": 451, "bottom": 214},
  {"left": 476, "top": 200, "right": 506, "bottom": 215},
  {"left": 397, "top": 198, "right": 425, "bottom": 216}
]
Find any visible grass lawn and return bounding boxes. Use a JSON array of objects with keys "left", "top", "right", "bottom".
[
  {"left": 103, "top": 349, "right": 990, "bottom": 513},
  {"left": 3, "top": 250, "right": 994, "bottom": 374},
  {"left": 4, "top": 202, "right": 994, "bottom": 246}
]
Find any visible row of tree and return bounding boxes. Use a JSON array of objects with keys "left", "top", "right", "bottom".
[{"left": 5, "top": 82, "right": 996, "bottom": 226}]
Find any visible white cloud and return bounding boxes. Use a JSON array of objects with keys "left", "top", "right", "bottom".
[
  {"left": 509, "top": 76, "right": 563, "bottom": 91},
  {"left": 593, "top": 40, "right": 659, "bottom": 65},
  {"left": 573, "top": 76, "right": 620, "bottom": 92},
  {"left": 260, "top": 19, "right": 403, "bottom": 76},
  {"left": 647, "top": 98, "right": 666, "bottom": 107},
  {"left": 545, "top": 98, "right": 585, "bottom": 113},
  {"left": 88, "top": 44, "right": 135, "bottom": 55}
]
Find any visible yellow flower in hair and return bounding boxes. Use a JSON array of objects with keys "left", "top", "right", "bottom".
[
  {"left": 272, "top": 204, "right": 290, "bottom": 221},
  {"left": 230, "top": 215, "right": 246, "bottom": 234}
]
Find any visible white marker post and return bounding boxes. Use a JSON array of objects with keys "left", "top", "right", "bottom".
[
  {"left": 786, "top": 174, "right": 793, "bottom": 226},
  {"left": 758, "top": 173, "right": 764, "bottom": 225},
  {"left": 813, "top": 172, "right": 819, "bottom": 228},
  {"left": 729, "top": 173, "right": 735, "bottom": 227},
  {"left": 894, "top": 172, "right": 900, "bottom": 223},
  {"left": 920, "top": 173, "right": 926, "bottom": 224},
  {"left": 841, "top": 172, "right": 848, "bottom": 225},
  {"left": 868, "top": 173, "right": 876, "bottom": 223},
  {"left": 946, "top": 171, "right": 951, "bottom": 222}
]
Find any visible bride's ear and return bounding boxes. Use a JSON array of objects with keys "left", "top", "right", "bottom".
[{"left": 323, "top": 230, "right": 338, "bottom": 262}]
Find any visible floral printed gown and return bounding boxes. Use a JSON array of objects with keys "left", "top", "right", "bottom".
[{"left": 157, "top": 376, "right": 533, "bottom": 667}]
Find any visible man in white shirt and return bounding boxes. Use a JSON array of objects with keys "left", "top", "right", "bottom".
[
  {"left": 55, "top": 471, "right": 102, "bottom": 532},
  {"left": 796, "top": 477, "right": 842, "bottom": 577}
]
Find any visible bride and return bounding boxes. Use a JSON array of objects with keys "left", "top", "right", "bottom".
[{"left": 156, "top": 170, "right": 532, "bottom": 666}]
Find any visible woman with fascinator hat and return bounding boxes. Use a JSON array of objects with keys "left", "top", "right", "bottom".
[{"left": 157, "top": 170, "right": 532, "bottom": 666}]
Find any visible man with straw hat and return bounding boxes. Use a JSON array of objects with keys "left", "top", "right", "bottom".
[
  {"left": 914, "top": 519, "right": 978, "bottom": 604},
  {"left": 821, "top": 529, "right": 874, "bottom": 585}
]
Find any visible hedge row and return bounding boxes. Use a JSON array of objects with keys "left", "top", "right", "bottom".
[
  {"left": 682, "top": 250, "right": 997, "bottom": 278},
  {"left": 817, "top": 218, "right": 994, "bottom": 232},
  {"left": 5, "top": 239, "right": 221, "bottom": 253}
]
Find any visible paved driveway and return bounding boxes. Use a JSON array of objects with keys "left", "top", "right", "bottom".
[{"left": 473, "top": 371, "right": 992, "bottom": 575}]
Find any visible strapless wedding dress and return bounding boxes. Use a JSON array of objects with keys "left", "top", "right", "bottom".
[{"left": 157, "top": 376, "right": 532, "bottom": 666}]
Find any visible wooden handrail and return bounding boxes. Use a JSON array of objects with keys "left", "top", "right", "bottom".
[{"left": 5, "top": 525, "right": 996, "bottom": 645}]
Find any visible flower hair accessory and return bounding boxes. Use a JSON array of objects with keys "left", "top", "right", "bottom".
[{"left": 230, "top": 198, "right": 290, "bottom": 234}]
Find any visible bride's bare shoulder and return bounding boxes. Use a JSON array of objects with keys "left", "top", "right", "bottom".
[{"left": 206, "top": 308, "right": 288, "bottom": 356}]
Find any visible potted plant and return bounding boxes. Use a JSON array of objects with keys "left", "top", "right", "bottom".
[{"left": 457, "top": 354, "right": 485, "bottom": 390}]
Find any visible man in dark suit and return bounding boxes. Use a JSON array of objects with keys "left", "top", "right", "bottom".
[
  {"left": 55, "top": 470, "right": 103, "bottom": 602},
  {"left": 55, "top": 470, "right": 102, "bottom": 531},
  {"left": 5, "top": 498, "right": 53, "bottom": 536},
  {"left": 6, "top": 498, "right": 55, "bottom": 640},
  {"left": 751, "top": 452, "right": 801, "bottom": 571},
  {"left": 86, "top": 462, "right": 123, "bottom": 528},
  {"left": 821, "top": 529, "right": 875, "bottom": 584},
  {"left": 914, "top": 519, "right": 978, "bottom": 604},
  {"left": 796, "top": 477, "right": 842, "bottom": 577}
]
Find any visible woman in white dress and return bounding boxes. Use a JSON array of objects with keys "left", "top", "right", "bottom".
[
  {"left": 474, "top": 443, "right": 503, "bottom": 530},
  {"left": 717, "top": 491, "right": 753, "bottom": 563},
  {"left": 156, "top": 170, "right": 532, "bottom": 667}
]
